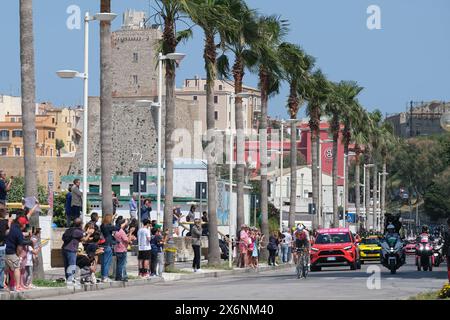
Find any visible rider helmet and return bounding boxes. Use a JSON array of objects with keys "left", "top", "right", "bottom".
[{"left": 421, "top": 225, "right": 429, "bottom": 234}]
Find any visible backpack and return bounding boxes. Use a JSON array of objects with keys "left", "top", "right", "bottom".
[{"left": 62, "top": 228, "right": 74, "bottom": 247}]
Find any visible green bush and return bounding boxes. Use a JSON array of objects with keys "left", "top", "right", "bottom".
[{"left": 7, "top": 176, "right": 48, "bottom": 204}]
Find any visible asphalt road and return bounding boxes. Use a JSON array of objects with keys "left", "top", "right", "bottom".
[{"left": 38, "top": 257, "right": 448, "bottom": 300}]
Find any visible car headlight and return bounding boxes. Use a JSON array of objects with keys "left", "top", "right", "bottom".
[
  {"left": 311, "top": 247, "right": 319, "bottom": 252},
  {"left": 344, "top": 245, "right": 352, "bottom": 250}
]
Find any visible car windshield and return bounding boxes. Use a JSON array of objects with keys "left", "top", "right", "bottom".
[
  {"left": 361, "top": 238, "right": 379, "bottom": 245},
  {"left": 315, "top": 233, "right": 351, "bottom": 244}
]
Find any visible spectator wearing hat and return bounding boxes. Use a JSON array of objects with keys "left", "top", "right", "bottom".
[
  {"left": 191, "top": 218, "right": 202, "bottom": 272},
  {"left": 5, "top": 215, "right": 30, "bottom": 291}
]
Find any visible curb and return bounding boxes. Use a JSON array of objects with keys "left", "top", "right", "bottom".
[{"left": 2, "top": 264, "right": 292, "bottom": 300}]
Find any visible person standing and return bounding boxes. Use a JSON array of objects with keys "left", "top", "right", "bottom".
[
  {"left": 187, "top": 205, "right": 196, "bottom": 234},
  {"left": 70, "top": 179, "right": 82, "bottom": 223},
  {"left": 267, "top": 231, "right": 280, "bottom": 266},
  {"left": 238, "top": 225, "right": 250, "bottom": 268},
  {"left": 65, "top": 187, "right": 72, "bottom": 227},
  {"left": 281, "top": 228, "right": 292, "bottom": 264},
  {"left": 112, "top": 192, "right": 119, "bottom": 215},
  {"left": 100, "top": 214, "right": 120, "bottom": 282},
  {"left": 191, "top": 218, "right": 202, "bottom": 272},
  {"left": 129, "top": 194, "right": 137, "bottom": 219},
  {"left": 0, "top": 205, "right": 10, "bottom": 291},
  {"left": 140, "top": 199, "right": 152, "bottom": 223},
  {"left": 201, "top": 211, "right": 209, "bottom": 236},
  {"left": 137, "top": 219, "right": 152, "bottom": 278},
  {"left": 114, "top": 218, "right": 135, "bottom": 282},
  {"left": 150, "top": 227, "right": 165, "bottom": 276},
  {"left": 0, "top": 171, "right": 13, "bottom": 206}
]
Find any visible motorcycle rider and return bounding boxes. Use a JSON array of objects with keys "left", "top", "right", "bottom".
[
  {"left": 417, "top": 225, "right": 434, "bottom": 243},
  {"left": 443, "top": 217, "right": 450, "bottom": 282},
  {"left": 383, "top": 224, "right": 405, "bottom": 265}
]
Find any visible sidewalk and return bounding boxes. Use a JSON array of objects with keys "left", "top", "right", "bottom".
[{"left": 0, "top": 255, "right": 293, "bottom": 300}]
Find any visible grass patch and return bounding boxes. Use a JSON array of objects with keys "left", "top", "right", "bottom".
[
  {"left": 32, "top": 279, "right": 66, "bottom": 288},
  {"left": 201, "top": 262, "right": 233, "bottom": 270},
  {"left": 409, "top": 291, "right": 439, "bottom": 300},
  {"left": 164, "top": 267, "right": 192, "bottom": 274}
]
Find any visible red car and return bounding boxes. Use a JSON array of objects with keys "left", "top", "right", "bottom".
[
  {"left": 404, "top": 241, "right": 416, "bottom": 255},
  {"left": 310, "top": 228, "right": 361, "bottom": 271}
]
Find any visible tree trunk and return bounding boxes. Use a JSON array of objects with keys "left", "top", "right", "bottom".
[
  {"left": 310, "top": 127, "right": 319, "bottom": 229},
  {"left": 233, "top": 57, "right": 245, "bottom": 236},
  {"left": 258, "top": 68, "right": 269, "bottom": 261},
  {"left": 343, "top": 131, "right": 350, "bottom": 227},
  {"left": 289, "top": 120, "right": 297, "bottom": 229},
  {"left": 364, "top": 157, "right": 371, "bottom": 231},
  {"left": 372, "top": 165, "right": 378, "bottom": 232},
  {"left": 204, "top": 32, "right": 220, "bottom": 266},
  {"left": 20, "top": 0, "right": 42, "bottom": 279},
  {"left": 381, "top": 160, "right": 387, "bottom": 230},
  {"left": 162, "top": 12, "right": 177, "bottom": 270},
  {"left": 331, "top": 118, "right": 339, "bottom": 227},
  {"left": 100, "top": 0, "right": 113, "bottom": 215},
  {"left": 354, "top": 154, "right": 361, "bottom": 230}
]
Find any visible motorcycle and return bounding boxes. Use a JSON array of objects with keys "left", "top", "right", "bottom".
[
  {"left": 380, "top": 235, "right": 405, "bottom": 274},
  {"left": 415, "top": 237, "right": 435, "bottom": 271},
  {"left": 432, "top": 239, "right": 443, "bottom": 267}
]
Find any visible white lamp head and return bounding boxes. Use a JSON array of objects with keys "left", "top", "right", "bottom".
[
  {"left": 94, "top": 12, "right": 118, "bottom": 22},
  {"left": 165, "top": 53, "right": 186, "bottom": 63},
  {"left": 56, "top": 70, "right": 80, "bottom": 79}
]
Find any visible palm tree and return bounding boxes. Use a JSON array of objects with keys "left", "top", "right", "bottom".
[
  {"left": 324, "top": 82, "right": 341, "bottom": 227},
  {"left": 218, "top": 0, "right": 259, "bottom": 236},
  {"left": 338, "top": 82, "right": 363, "bottom": 224},
  {"left": 155, "top": 0, "right": 193, "bottom": 271},
  {"left": 181, "top": 0, "right": 234, "bottom": 266},
  {"left": 305, "top": 70, "right": 330, "bottom": 229},
  {"left": 278, "top": 43, "right": 315, "bottom": 229},
  {"left": 100, "top": 0, "right": 113, "bottom": 216},
  {"left": 349, "top": 107, "right": 369, "bottom": 231},
  {"left": 20, "top": 0, "right": 42, "bottom": 279},
  {"left": 251, "top": 15, "right": 287, "bottom": 259}
]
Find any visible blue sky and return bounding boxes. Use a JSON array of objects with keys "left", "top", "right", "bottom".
[{"left": 1, "top": 0, "right": 449, "bottom": 119}]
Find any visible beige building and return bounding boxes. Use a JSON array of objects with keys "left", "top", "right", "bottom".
[
  {"left": 0, "top": 114, "right": 57, "bottom": 157},
  {"left": 176, "top": 77, "right": 261, "bottom": 132},
  {"left": 41, "top": 104, "right": 80, "bottom": 155}
]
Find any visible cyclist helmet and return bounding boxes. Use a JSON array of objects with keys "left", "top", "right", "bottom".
[{"left": 297, "top": 224, "right": 305, "bottom": 232}]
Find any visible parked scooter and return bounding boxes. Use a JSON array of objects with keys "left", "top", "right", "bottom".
[{"left": 380, "top": 225, "right": 405, "bottom": 274}]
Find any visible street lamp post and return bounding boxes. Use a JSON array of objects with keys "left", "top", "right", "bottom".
[
  {"left": 57, "top": 11, "right": 117, "bottom": 225},
  {"left": 280, "top": 121, "right": 284, "bottom": 232},
  {"left": 363, "top": 163, "right": 374, "bottom": 230}
]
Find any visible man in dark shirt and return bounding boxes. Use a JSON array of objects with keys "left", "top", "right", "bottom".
[
  {"left": 62, "top": 218, "right": 93, "bottom": 284},
  {"left": 5, "top": 216, "right": 28, "bottom": 291},
  {"left": 0, "top": 171, "right": 13, "bottom": 205},
  {"left": 140, "top": 199, "right": 152, "bottom": 222}
]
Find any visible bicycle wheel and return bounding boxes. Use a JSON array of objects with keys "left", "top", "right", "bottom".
[{"left": 296, "top": 262, "right": 301, "bottom": 279}]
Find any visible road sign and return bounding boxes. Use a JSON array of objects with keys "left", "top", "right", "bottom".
[{"left": 133, "top": 172, "right": 147, "bottom": 193}]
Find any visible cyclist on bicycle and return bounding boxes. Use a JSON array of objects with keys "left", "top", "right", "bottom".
[{"left": 293, "top": 224, "right": 310, "bottom": 265}]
